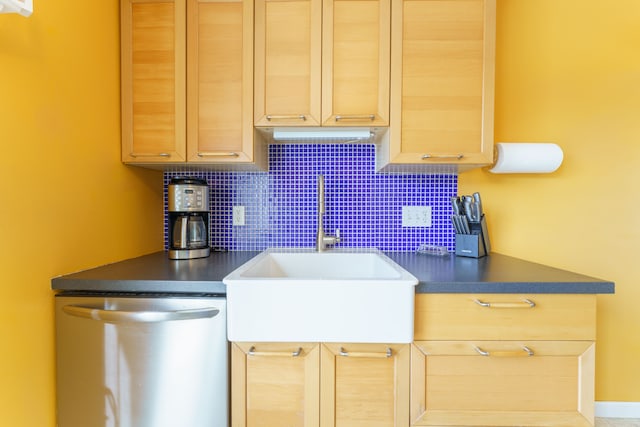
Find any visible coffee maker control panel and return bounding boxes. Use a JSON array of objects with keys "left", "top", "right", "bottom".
[{"left": 169, "top": 184, "right": 210, "bottom": 212}]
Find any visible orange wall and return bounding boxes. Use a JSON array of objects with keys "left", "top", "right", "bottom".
[
  {"left": 460, "top": 0, "right": 640, "bottom": 401},
  {"left": 0, "top": 2, "right": 163, "bottom": 426}
]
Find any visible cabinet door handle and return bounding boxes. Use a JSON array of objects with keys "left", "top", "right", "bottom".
[
  {"left": 474, "top": 346, "right": 534, "bottom": 357},
  {"left": 334, "top": 114, "right": 375, "bottom": 122},
  {"left": 197, "top": 152, "right": 240, "bottom": 158},
  {"left": 339, "top": 347, "right": 392, "bottom": 358},
  {"left": 62, "top": 305, "right": 219, "bottom": 323},
  {"left": 473, "top": 299, "right": 536, "bottom": 308},
  {"left": 421, "top": 154, "right": 464, "bottom": 160},
  {"left": 266, "top": 114, "right": 307, "bottom": 122},
  {"left": 129, "top": 152, "right": 171, "bottom": 158},
  {"left": 248, "top": 346, "right": 302, "bottom": 357}
]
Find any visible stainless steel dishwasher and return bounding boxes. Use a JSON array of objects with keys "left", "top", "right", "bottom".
[{"left": 55, "top": 293, "right": 228, "bottom": 427}]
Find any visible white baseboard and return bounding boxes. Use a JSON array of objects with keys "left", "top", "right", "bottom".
[{"left": 596, "top": 402, "right": 640, "bottom": 418}]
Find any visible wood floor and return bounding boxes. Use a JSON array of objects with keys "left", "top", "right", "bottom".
[{"left": 595, "top": 419, "right": 640, "bottom": 427}]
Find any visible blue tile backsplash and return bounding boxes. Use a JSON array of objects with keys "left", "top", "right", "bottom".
[{"left": 164, "top": 144, "right": 458, "bottom": 252}]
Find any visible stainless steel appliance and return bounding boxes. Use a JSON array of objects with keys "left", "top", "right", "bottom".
[
  {"left": 168, "top": 177, "right": 210, "bottom": 260},
  {"left": 55, "top": 294, "right": 228, "bottom": 427}
]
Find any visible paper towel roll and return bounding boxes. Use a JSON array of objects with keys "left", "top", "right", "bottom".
[{"left": 489, "top": 143, "right": 563, "bottom": 174}]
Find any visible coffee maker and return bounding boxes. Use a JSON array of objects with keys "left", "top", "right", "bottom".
[{"left": 168, "top": 177, "right": 211, "bottom": 260}]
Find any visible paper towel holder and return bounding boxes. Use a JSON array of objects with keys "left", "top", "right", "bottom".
[
  {"left": 0, "top": 0, "right": 32, "bottom": 17},
  {"left": 488, "top": 142, "right": 564, "bottom": 174}
]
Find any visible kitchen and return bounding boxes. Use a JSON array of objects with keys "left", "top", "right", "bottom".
[{"left": 1, "top": 0, "right": 638, "bottom": 426}]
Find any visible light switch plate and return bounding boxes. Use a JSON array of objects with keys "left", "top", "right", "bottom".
[
  {"left": 233, "top": 206, "right": 245, "bottom": 226},
  {"left": 402, "top": 206, "right": 432, "bottom": 227}
]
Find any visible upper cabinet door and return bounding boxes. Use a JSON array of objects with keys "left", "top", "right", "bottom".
[
  {"left": 121, "top": 0, "right": 186, "bottom": 164},
  {"left": 387, "top": 0, "right": 496, "bottom": 169},
  {"left": 186, "top": 0, "right": 255, "bottom": 163},
  {"left": 322, "top": 0, "right": 391, "bottom": 126},
  {"left": 254, "top": 0, "right": 322, "bottom": 126}
]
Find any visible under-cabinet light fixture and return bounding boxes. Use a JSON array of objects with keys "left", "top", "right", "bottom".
[
  {"left": 0, "top": 0, "right": 32, "bottom": 17},
  {"left": 272, "top": 127, "right": 373, "bottom": 141}
]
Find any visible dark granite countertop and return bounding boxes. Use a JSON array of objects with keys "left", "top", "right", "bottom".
[
  {"left": 385, "top": 252, "right": 614, "bottom": 294},
  {"left": 51, "top": 251, "right": 258, "bottom": 294},
  {"left": 51, "top": 250, "right": 614, "bottom": 294}
]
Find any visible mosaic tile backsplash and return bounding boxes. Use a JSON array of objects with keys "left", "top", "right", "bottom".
[{"left": 164, "top": 144, "right": 458, "bottom": 252}]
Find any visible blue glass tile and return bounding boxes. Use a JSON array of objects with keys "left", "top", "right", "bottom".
[{"left": 164, "top": 144, "right": 458, "bottom": 252}]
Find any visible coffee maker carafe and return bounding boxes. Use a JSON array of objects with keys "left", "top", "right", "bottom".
[{"left": 168, "top": 177, "right": 211, "bottom": 260}]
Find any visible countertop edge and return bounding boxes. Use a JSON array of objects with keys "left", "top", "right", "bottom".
[
  {"left": 415, "top": 281, "right": 615, "bottom": 294},
  {"left": 51, "top": 251, "right": 615, "bottom": 295}
]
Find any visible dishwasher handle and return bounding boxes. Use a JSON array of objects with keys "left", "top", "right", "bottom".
[{"left": 62, "top": 305, "right": 220, "bottom": 323}]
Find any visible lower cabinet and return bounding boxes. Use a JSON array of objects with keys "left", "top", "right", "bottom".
[
  {"left": 231, "top": 294, "right": 598, "bottom": 427},
  {"left": 411, "top": 294, "right": 597, "bottom": 427},
  {"left": 231, "top": 342, "right": 320, "bottom": 427},
  {"left": 231, "top": 342, "right": 410, "bottom": 427},
  {"left": 320, "top": 344, "right": 410, "bottom": 427},
  {"left": 410, "top": 341, "right": 595, "bottom": 427}
]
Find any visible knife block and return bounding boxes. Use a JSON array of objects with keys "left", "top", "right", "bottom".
[{"left": 455, "top": 215, "right": 491, "bottom": 258}]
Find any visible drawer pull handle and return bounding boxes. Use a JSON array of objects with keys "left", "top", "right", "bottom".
[
  {"left": 335, "top": 114, "right": 375, "bottom": 122},
  {"left": 248, "top": 346, "right": 302, "bottom": 357},
  {"left": 474, "top": 346, "right": 534, "bottom": 357},
  {"left": 473, "top": 299, "right": 536, "bottom": 308},
  {"left": 266, "top": 114, "right": 307, "bottom": 122},
  {"left": 197, "top": 152, "right": 240, "bottom": 158},
  {"left": 339, "top": 347, "right": 392, "bottom": 358},
  {"left": 421, "top": 154, "right": 464, "bottom": 160},
  {"left": 129, "top": 152, "right": 171, "bottom": 158}
]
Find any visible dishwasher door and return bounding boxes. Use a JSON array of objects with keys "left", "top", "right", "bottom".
[{"left": 55, "top": 295, "right": 228, "bottom": 427}]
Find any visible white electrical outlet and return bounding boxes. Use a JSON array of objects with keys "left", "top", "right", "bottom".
[
  {"left": 232, "top": 206, "right": 245, "bottom": 226},
  {"left": 402, "top": 206, "right": 432, "bottom": 227}
]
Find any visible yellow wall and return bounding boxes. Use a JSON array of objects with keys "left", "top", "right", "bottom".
[
  {"left": 0, "top": 1, "right": 637, "bottom": 424},
  {"left": 0, "top": 2, "right": 163, "bottom": 426},
  {"left": 460, "top": 0, "right": 640, "bottom": 401}
]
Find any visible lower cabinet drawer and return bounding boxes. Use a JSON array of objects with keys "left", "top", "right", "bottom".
[
  {"left": 410, "top": 341, "right": 595, "bottom": 427},
  {"left": 414, "top": 294, "right": 596, "bottom": 341}
]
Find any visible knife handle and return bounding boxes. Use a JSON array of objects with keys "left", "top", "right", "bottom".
[
  {"left": 462, "top": 198, "right": 473, "bottom": 222},
  {"left": 460, "top": 216, "right": 471, "bottom": 234},
  {"left": 451, "top": 197, "right": 461, "bottom": 215},
  {"left": 473, "top": 192, "right": 483, "bottom": 217}
]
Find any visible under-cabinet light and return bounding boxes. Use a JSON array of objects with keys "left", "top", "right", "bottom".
[{"left": 272, "top": 128, "right": 373, "bottom": 141}]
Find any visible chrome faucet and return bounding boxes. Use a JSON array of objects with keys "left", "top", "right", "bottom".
[{"left": 316, "top": 175, "right": 341, "bottom": 252}]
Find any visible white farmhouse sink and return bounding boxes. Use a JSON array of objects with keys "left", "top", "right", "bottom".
[{"left": 223, "top": 249, "right": 418, "bottom": 343}]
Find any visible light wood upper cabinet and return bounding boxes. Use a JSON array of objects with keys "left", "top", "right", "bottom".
[
  {"left": 254, "top": 0, "right": 390, "bottom": 127},
  {"left": 186, "top": 0, "right": 256, "bottom": 163},
  {"left": 121, "top": 0, "right": 264, "bottom": 168},
  {"left": 383, "top": 0, "right": 496, "bottom": 170},
  {"left": 121, "top": 0, "right": 186, "bottom": 163},
  {"left": 321, "top": 0, "right": 390, "bottom": 126},
  {"left": 254, "top": 0, "right": 322, "bottom": 126},
  {"left": 122, "top": 0, "right": 494, "bottom": 170}
]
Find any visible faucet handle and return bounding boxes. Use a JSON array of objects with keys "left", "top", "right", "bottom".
[{"left": 335, "top": 229, "right": 341, "bottom": 242}]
